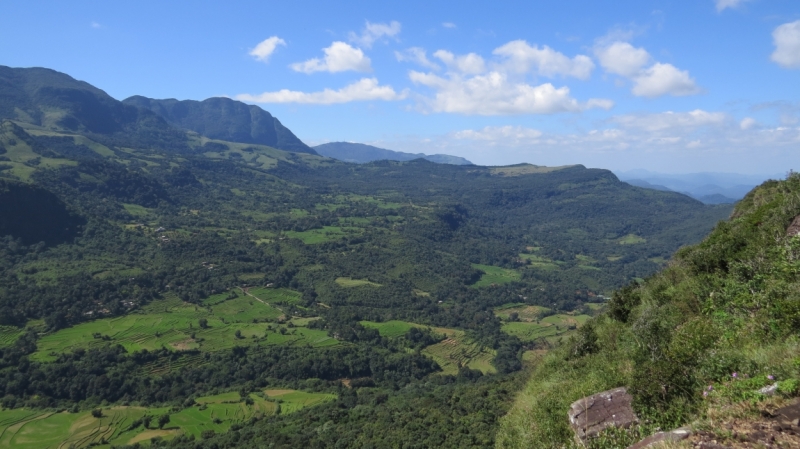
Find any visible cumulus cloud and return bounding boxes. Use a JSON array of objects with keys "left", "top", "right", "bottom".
[
  {"left": 771, "top": 21, "right": 800, "bottom": 69},
  {"left": 236, "top": 78, "right": 407, "bottom": 104},
  {"left": 631, "top": 63, "right": 701, "bottom": 97},
  {"left": 291, "top": 42, "right": 371, "bottom": 74},
  {"left": 715, "top": 0, "right": 751, "bottom": 12},
  {"left": 433, "top": 50, "right": 487, "bottom": 75},
  {"left": 442, "top": 22, "right": 457, "bottom": 29},
  {"left": 395, "top": 47, "right": 440, "bottom": 70},
  {"left": 595, "top": 41, "right": 650, "bottom": 77},
  {"left": 408, "top": 70, "right": 612, "bottom": 115},
  {"left": 249, "top": 36, "right": 286, "bottom": 63},
  {"left": 349, "top": 21, "right": 401, "bottom": 48},
  {"left": 493, "top": 40, "right": 595, "bottom": 79},
  {"left": 595, "top": 40, "right": 699, "bottom": 97}
]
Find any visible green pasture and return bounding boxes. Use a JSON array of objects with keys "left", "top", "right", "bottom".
[
  {"left": 360, "top": 320, "right": 420, "bottom": 338},
  {"left": 335, "top": 277, "right": 382, "bottom": 288},
  {"left": 122, "top": 203, "right": 152, "bottom": 218},
  {"left": 245, "top": 287, "right": 301, "bottom": 305},
  {"left": 0, "top": 388, "right": 334, "bottom": 448},
  {"left": 618, "top": 233, "right": 646, "bottom": 245},
  {"left": 284, "top": 226, "right": 359, "bottom": 244},
  {"left": 518, "top": 253, "right": 560, "bottom": 270},
  {"left": 32, "top": 293, "right": 336, "bottom": 362},
  {"left": 493, "top": 305, "right": 550, "bottom": 322},
  {"left": 470, "top": 264, "right": 521, "bottom": 287}
]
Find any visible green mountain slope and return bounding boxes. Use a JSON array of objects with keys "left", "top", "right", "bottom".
[
  {"left": 124, "top": 95, "right": 316, "bottom": 154},
  {"left": 315, "top": 141, "right": 472, "bottom": 165},
  {"left": 497, "top": 173, "right": 800, "bottom": 448},
  {"left": 0, "top": 65, "right": 188, "bottom": 151}
]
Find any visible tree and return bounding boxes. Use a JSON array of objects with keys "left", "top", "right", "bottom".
[
  {"left": 91, "top": 409, "right": 103, "bottom": 418},
  {"left": 199, "top": 318, "right": 208, "bottom": 329},
  {"left": 158, "top": 413, "right": 171, "bottom": 429}
]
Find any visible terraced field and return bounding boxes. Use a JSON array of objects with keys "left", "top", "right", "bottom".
[
  {"left": 493, "top": 304, "right": 550, "bottom": 322},
  {"left": 499, "top": 313, "right": 593, "bottom": 343},
  {"left": 0, "top": 327, "right": 23, "bottom": 349},
  {"left": 422, "top": 332, "right": 497, "bottom": 375},
  {"left": 0, "top": 389, "right": 335, "bottom": 448}
]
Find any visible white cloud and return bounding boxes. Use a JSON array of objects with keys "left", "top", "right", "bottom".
[
  {"left": 433, "top": 50, "right": 487, "bottom": 75},
  {"left": 453, "top": 126, "right": 543, "bottom": 142},
  {"left": 249, "top": 36, "right": 286, "bottom": 63},
  {"left": 771, "top": 21, "right": 800, "bottom": 69},
  {"left": 395, "top": 47, "right": 440, "bottom": 70},
  {"left": 631, "top": 63, "right": 701, "bottom": 98},
  {"left": 740, "top": 117, "right": 757, "bottom": 130},
  {"left": 493, "top": 40, "right": 595, "bottom": 79},
  {"left": 595, "top": 42, "right": 650, "bottom": 77},
  {"left": 291, "top": 42, "right": 371, "bottom": 74},
  {"left": 595, "top": 40, "right": 699, "bottom": 97},
  {"left": 236, "top": 78, "right": 407, "bottom": 104},
  {"left": 90, "top": 21, "right": 102, "bottom": 29},
  {"left": 613, "top": 110, "right": 727, "bottom": 132},
  {"left": 349, "top": 21, "right": 401, "bottom": 48},
  {"left": 715, "top": 0, "right": 751, "bottom": 12},
  {"left": 408, "top": 70, "right": 613, "bottom": 115},
  {"left": 442, "top": 22, "right": 456, "bottom": 29}
]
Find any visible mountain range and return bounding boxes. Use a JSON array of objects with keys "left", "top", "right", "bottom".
[
  {"left": 314, "top": 141, "right": 472, "bottom": 165},
  {"left": 615, "top": 169, "right": 782, "bottom": 204}
]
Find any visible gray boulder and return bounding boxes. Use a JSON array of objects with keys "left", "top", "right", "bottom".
[{"left": 568, "top": 387, "right": 639, "bottom": 442}]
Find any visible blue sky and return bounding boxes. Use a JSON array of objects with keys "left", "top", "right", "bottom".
[{"left": 1, "top": 0, "right": 798, "bottom": 174}]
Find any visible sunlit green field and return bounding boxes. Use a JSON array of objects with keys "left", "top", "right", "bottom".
[
  {"left": 32, "top": 293, "right": 337, "bottom": 362},
  {"left": 470, "top": 264, "right": 521, "bottom": 287},
  {"left": 0, "top": 389, "right": 335, "bottom": 448}
]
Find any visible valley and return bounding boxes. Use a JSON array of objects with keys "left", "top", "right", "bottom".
[{"left": 0, "top": 64, "right": 775, "bottom": 449}]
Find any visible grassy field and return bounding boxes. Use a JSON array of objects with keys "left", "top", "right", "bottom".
[
  {"left": 470, "top": 264, "right": 521, "bottom": 287},
  {"left": 284, "top": 226, "right": 359, "bottom": 244},
  {"left": 244, "top": 287, "right": 301, "bottom": 305},
  {"left": 500, "top": 313, "right": 593, "bottom": 344},
  {"left": 493, "top": 304, "right": 550, "bottom": 322},
  {"left": 335, "top": 277, "right": 382, "bottom": 288},
  {"left": 360, "top": 320, "right": 420, "bottom": 338},
  {"left": 518, "top": 253, "right": 561, "bottom": 270},
  {"left": 0, "top": 388, "right": 335, "bottom": 448},
  {"left": 618, "top": 233, "right": 646, "bottom": 244},
  {"left": 32, "top": 293, "right": 337, "bottom": 362}
]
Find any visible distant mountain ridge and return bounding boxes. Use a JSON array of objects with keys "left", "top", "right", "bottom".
[
  {"left": 123, "top": 96, "right": 315, "bottom": 154},
  {"left": 315, "top": 142, "right": 472, "bottom": 165},
  {"left": 616, "top": 170, "right": 782, "bottom": 204}
]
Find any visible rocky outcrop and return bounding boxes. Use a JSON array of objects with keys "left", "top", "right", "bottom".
[
  {"left": 627, "top": 427, "right": 692, "bottom": 449},
  {"left": 787, "top": 215, "right": 800, "bottom": 237},
  {"left": 568, "top": 387, "right": 638, "bottom": 442}
]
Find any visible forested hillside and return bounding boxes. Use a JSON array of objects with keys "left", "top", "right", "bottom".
[
  {"left": 497, "top": 173, "right": 800, "bottom": 448},
  {"left": 0, "top": 66, "right": 737, "bottom": 448}
]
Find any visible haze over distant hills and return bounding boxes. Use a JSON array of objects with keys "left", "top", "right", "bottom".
[
  {"left": 314, "top": 142, "right": 472, "bottom": 165},
  {"left": 615, "top": 169, "right": 782, "bottom": 204}
]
